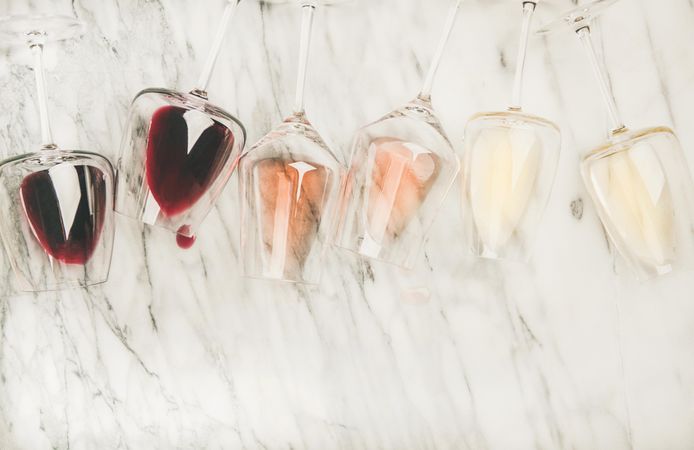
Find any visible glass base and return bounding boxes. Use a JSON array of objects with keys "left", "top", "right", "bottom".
[
  {"left": 536, "top": 0, "right": 622, "bottom": 35},
  {"left": 0, "top": 14, "right": 85, "bottom": 47}
]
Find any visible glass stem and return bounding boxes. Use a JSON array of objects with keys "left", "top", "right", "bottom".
[
  {"left": 418, "top": 0, "right": 463, "bottom": 102},
  {"left": 509, "top": 1, "right": 537, "bottom": 111},
  {"left": 293, "top": 1, "right": 317, "bottom": 116},
  {"left": 576, "top": 26, "right": 626, "bottom": 134},
  {"left": 30, "top": 43, "right": 56, "bottom": 150},
  {"left": 193, "top": 0, "right": 241, "bottom": 98}
]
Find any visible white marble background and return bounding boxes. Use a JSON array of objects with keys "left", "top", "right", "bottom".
[{"left": 0, "top": 0, "right": 693, "bottom": 448}]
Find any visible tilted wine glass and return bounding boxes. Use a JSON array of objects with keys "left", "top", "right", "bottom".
[
  {"left": 0, "top": 15, "right": 116, "bottom": 291},
  {"left": 461, "top": 0, "right": 561, "bottom": 262},
  {"left": 538, "top": 0, "right": 694, "bottom": 278},
  {"left": 116, "top": 0, "right": 246, "bottom": 247},
  {"left": 238, "top": 0, "right": 344, "bottom": 284},
  {"left": 334, "top": 0, "right": 462, "bottom": 269}
]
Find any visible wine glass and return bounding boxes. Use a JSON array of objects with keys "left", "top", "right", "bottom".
[
  {"left": 238, "top": 0, "right": 345, "bottom": 284},
  {"left": 461, "top": 0, "right": 561, "bottom": 262},
  {"left": 333, "top": 0, "right": 462, "bottom": 270},
  {"left": 0, "top": 15, "right": 116, "bottom": 291},
  {"left": 116, "top": 0, "right": 246, "bottom": 248},
  {"left": 538, "top": 0, "right": 694, "bottom": 278}
]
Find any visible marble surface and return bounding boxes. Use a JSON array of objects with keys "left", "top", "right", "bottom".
[{"left": 1, "top": 0, "right": 694, "bottom": 448}]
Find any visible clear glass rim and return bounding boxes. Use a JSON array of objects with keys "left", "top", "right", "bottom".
[
  {"left": 0, "top": 14, "right": 85, "bottom": 47},
  {"left": 472, "top": 249, "right": 533, "bottom": 265},
  {"left": 241, "top": 272, "right": 320, "bottom": 286},
  {"left": 13, "top": 276, "right": 108, "bottom": 293},
  {"left": 536, "top": 0, "right": 622, "bottom": 35},
  {"left": 333, "top": 241, "right": 415, "bottom": 271},
  {"left": 113, "top": 209, "right": 201, "bottom": 237}
]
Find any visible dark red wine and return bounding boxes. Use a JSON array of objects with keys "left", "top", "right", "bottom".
[
  {"left": 20, "top": 165, "right": 107, "bottom": 265},
  {"left": 176, "top": 225, "right": 196, "bottom": 249},
  {"left": 146, "top": 105, "right": 235, "bottom": 217}
]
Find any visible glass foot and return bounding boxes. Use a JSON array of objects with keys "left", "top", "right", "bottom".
[
  {"left": 536, "top": 0, "right": 622, "bottom": 35},
  {"left": 0, "top": 14, "right": 85, "bottom": 47}
]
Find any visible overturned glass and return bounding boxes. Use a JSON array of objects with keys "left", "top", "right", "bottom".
[{"left": 0, "top": 15, "right": 115, "bottom": 291}]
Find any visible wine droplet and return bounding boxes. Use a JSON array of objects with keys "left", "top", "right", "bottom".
[{"left": 176, "top": 225, "right": 196, "bottom": 249}]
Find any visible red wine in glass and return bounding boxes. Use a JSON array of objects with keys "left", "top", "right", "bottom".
[
  {"left": 0, "top": 14, "right": 116, "bottom": 291},
  {"left": 115, "top": 1, "right": 246, "bottom": 242},
  {"left": 146, "top": 105, "right": 235, "bottom": 217},
  {"left": 20, "top": 164, "right": 108, "bottom": 264}
]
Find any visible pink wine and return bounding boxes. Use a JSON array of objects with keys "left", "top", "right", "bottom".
[{"left": 255, "top": 158, "right": 328, "bottom": 274}]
